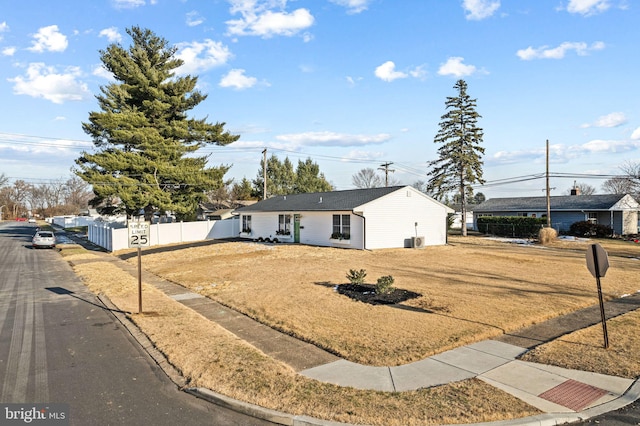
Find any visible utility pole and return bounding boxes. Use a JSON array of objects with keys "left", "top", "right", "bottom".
[
  {"left": 378, "top": 162, "right": 395, "bottom": 187},
  {"left": 546, "top": 140, "right": 551, "bottom": 228},
  {"left": 262, "top": 148, "right": 267, "bottom": 200}
]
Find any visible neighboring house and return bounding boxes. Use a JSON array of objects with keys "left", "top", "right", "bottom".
[
  {"left": 473, "top": 194, "right": 640, "bottom": 235},
  {"left": 233, "top": 186, "right": 454, "bottom": 249},
  {"left": 198, "top": 201, "right": 257, "bottom": 221},
  {"left": 450, "top": 203, "right": 477, "bottom": 231},
  {"left": 200, "top": 208, "right": 235, "bottom": 221}
]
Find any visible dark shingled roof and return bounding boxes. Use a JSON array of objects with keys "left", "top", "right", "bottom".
[
  {"left": 474, "top": 194, "right": 633, "bottom": 212},
  {"left": 234, "top": 186, "right": 406, "bottom": 213}
]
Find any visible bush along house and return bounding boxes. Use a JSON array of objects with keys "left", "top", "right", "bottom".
[{"left": 233, "top": 186, "right": 454, "bottom": 249}]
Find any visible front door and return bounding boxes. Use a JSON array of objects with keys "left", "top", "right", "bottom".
[{"left": 294, "top": 214, "right": 300, "bottom": 243}]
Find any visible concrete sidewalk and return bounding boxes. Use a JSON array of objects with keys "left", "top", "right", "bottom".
[{"left": 60, "top": 232, "right": 640, "bottom": 425}]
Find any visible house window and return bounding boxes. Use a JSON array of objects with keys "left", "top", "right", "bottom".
[
  {"left": 587, "top": 212, "right": 597, "bottom": 224},
  {"left": 332, "top": 214, "right": 350, "bottom": 239},
  {"left": 278, "top": 214, "right": 291, "bottom": 235},
  {"left": 242, "top": 215, "right": 252, "bottom": 233}
]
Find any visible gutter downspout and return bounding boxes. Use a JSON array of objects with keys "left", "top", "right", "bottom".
[{"left": 353, "top": 211, "right": 366, "bottom": 250}]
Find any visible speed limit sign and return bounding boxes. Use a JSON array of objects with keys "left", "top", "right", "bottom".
[{"left": 128, "top": 221, "right": 151, "bottom": 248}]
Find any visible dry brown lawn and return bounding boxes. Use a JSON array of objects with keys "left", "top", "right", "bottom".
[
  {"left": 522, "top": 308, "right": 640, "bottom": 379},
  {"left": 59, "top": 234, "right": 640, "bottom": 425},
  {"left": 117, "top": 235, "right": 640, "bottom": 367},
  {"left": 60, "top": 246, "right": 539, "bottom": 425}
]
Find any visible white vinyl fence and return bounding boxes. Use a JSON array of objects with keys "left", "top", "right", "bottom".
[
  {"left": 88, "top": 217, "right": 240, "bottom": 251},
  {"left": 51, "top": 215, "right": 102, "bottom": 228}
]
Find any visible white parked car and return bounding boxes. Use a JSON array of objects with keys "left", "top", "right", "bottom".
[{"left": 32, "top": 231, "right": 56, "bottom": 249}]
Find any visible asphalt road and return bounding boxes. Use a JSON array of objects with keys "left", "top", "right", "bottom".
[{"left": 0, "top": 221, "right": 272, "bottom": 426}]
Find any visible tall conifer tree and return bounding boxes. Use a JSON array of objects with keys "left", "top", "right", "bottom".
[
  {"left": 75, "top": 27, "right": 239, "bottom": 220},
  {"left": 427, "top": 80, "right": 485, "bottom": 236}
]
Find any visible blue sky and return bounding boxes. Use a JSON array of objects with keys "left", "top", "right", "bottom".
[{"left": 0, "top": 0, "right": 638, "bottom": 199}]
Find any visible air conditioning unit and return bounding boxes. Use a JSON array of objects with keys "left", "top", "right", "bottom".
[{"left": 412, "top": 236, "right": 425, "bottom": 248}]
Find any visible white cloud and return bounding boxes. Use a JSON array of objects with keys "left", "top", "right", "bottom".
[
  {"left": 374, "top": 61, "right": 407, "bottom": 82},
  {"left": 630, "top": 127, "right": 640, "bottom": 140},
  {"left": 219, "top": 69, "right": 258, "bottom": 90},
  {"left": 226, "top": 1, "right": 314, "bottom": 38},
  {"left": 462, "top": 0, "right": 500, "bottom": 20},
  {"left": 99, "top": 27, "right": 122, "bottom": 43},
  {"left": 516, "top": 41, "right": 605, "bottom": 60},
  {"left": 112, "top": 0, "right": 145, "bottom": 9},
  {"left": 328, "top": 0, "right": 372, "bottom": 14},
  {"left": 175, "top": 39, "right": 233, "bottom": 75},
  {"left": 581, "top": 112, "right": 627, "bottom": 128},
  {"left": 578, "top": 139, "right": 640, "bottom": 153},
  {"left": 437, "top": 57, "right": 477, "bottom": 77},
  {"left": 2, "top": 47, "right": 16, "bottom": 56},
  {"left": 346, "top": 75, "right": 363, "bottom": 86},
  {"left": 489, "top": 138, "right": 640, "bottom": 165},
  {"left": 0, "top": 21, "right": 8, "bottom": 41},
  {"left": 343, "top": 150, "right": 385, "bottom": 161},
  {"left": 28, "top": 25, "right": 68, "bottom": 53},
  {"left": 0, "top": 134, "right": 91, "bottom": 156},
  {"left": 409, "top": 65, "right": 427, "bottom": 79},
  {"left": 92, "top": 64, "right": 114, "bottom": 80},
  {"left": 8, "top": 63, "right": 90, "bottom": 104},
  {"left": 276, "top": 131, "right": 391, "bottom": 147},
  {"left": 566, "top": 0, "right": 611, "bottom": 16},
  {"left": 186, "top": 11, "right": 205, "bottom": 27}
]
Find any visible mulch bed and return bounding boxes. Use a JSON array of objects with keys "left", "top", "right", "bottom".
[{"left": 336, "top": 284, "right": 422, "bottom": 305}]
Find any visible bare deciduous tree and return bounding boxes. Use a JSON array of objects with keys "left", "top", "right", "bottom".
[
  {"left": 352, "top": 168, "right": 383, "bottom": 188},
  {"left": 602, "top": 177, "right": 637, "bottom": 195}
]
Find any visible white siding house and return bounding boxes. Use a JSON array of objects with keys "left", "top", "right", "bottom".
[{"left": 234, "top": 186, "right": 453, "bottom": 250}]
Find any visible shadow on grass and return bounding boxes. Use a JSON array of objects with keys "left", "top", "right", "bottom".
[{"left": 117, "top": 238, "right": 244, "bottom": 260}]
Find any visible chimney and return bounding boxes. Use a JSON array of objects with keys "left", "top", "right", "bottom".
[{"left": 570, "top": 181, "right": 581, "bottom": 196}]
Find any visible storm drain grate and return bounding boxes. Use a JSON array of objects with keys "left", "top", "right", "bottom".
[{"left": 538, "top": 379, "right": 608, "bottom": 412}]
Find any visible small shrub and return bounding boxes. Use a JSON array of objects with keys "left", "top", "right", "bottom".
[
  {"left": 375, "top": 275, "right": 395, "bottom": 295},
  {"left": 346, "top": 269, "right": 367, "bottom": 285},
  {"left": 569, "top": 221, "right": 613, "bottom": 238},
  {"left": 538, "top": 227, "right": 557, "bottom": 245}
]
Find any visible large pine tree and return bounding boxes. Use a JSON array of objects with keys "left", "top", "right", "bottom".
[
  {"left": 427, "top": 80, "right": 485, "bottom": 236},
  {"left": 75, "top": 27, "right": 239, "bottom": 221}
]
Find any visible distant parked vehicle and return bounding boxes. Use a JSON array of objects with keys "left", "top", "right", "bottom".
[
  {"left": 32, "top": 231, "right": 56, "bottom": 249},
  {"left": 16, "top": 217, "right": 27, "bottom": 222},
  {"left": 28, "top": 218, "right": 36, "bottom": 223}
]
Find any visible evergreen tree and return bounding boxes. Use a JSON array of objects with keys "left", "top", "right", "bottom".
[
  {"left": 231, "top": 178, "right": 256, "bottom": 201},
  {"left": 75, "top": 27, "right": 239, "bottom": 221},
  {"left": 253, "top": 155, "right": 332, "bottom": 197},
  {"left": 427, "top": 80, "right": 485, "bottom": 236},
  {"left": 294, "top": 158, "right": 333, "bottom": 193},
  {"left": 253, "top": 155, "right": 296, "bottom": 199}
]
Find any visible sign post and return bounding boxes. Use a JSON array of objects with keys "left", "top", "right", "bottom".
[
  {"left": 585, "top": 243, "right": 610, "bottom": 349},
  {"left": 128, "top": 219, "right": 150, "bottom": 313}
]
